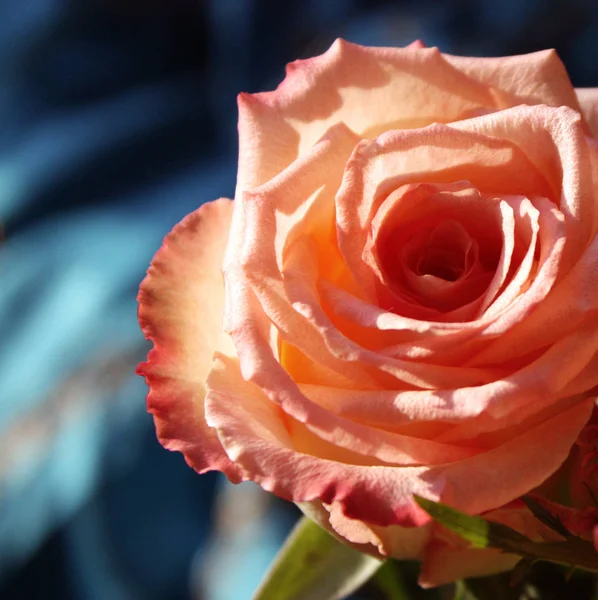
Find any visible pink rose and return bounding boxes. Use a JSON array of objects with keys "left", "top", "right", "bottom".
[{"left": 138, "top": 40, "right": 598, "bottom": 583}]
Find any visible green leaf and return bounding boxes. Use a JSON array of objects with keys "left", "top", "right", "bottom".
[
  {"left": 453, "top": 580, "right": 473, "bottom": 600},
  {"left": 252, "top": 516, "right": 383, "bottom": 600},
  {"left": 413, "top": 495, "right": 529, "bottom": 551},
  {"left": 414, "top": 495, "right": 598, "bottom": 573}
]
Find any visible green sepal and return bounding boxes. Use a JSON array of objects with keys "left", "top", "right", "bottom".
[{"left": 252, "top": 516, "right": 383, "bottom": 600}]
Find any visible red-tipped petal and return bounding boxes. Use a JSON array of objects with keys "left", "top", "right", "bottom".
[{"left": 137, "top": 198, "right": 242, "bottom": 481}]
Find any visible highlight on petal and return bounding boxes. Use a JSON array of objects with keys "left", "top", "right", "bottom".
[
  {"left": 137, "top": 198, "right": 241, "bottom": 481},
  {"left": 236, "top": 39, "right": 580, "bottom": 192},
  {"left": 444, "top": 49, "right": 580, "bottom": 113},
  {"left": 452, "top": 105, "right": 596, "bottom": 260}
]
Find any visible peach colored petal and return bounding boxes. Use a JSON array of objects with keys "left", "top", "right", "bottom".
[
  {"left": 420, "top": 540, "right": 519, "bottom": 588},
  {"left": 297, "top": 501, "right": 385, "bottom": 559},
  {"left": 231, "top": 124, "right": 381, "bottom": 386},
  {"left": 204, "top": 353, "right": 435, "bottom": 528},
  {"left": 331, "top": 107, "right": 597, "bottom": 372},
  {"left": 364, "top": 184, "right": 513, "bottom": 320},
  {"left": 324, "top": 501, "right": 431, "bottom": 560},
  {"left": 430, "top": 401, "right": 593, "bottom": 515},
  {"left": 230, "top": 122, "right": 504, "bottom": 391},
  {"left": 576, "top": 88, "right": 598, "bottom": 137},
  {"left": 476, "top": 196, "right": 538, "bottom": 319},
  {"left": 264, "top": 231, "right": 594, "bottom": 427},
  {"left": 475, "top": 195, "right": 533, "bottom": 317},
  {"left": 435, "top": 192, "right": 564, "bottom": 366},
  {"left": 278, "top": 237, "right": 502, "bottom": 389},
  {"left": 295, "top": 383, "right": 460, "bottom": 429},
  {"left": 233, "top": 82, "right": 596, "bottom": 415},
  {"left": 322, "top": 502, "right": 388, "bottom": 553},
  {"left": 210, "top": 352, "right": 476, "bottom": 468},
  {"left": 336, "top": 116, "right": 551, "bottom": 300},
  {"left": 137, "top": 198, "right": 241, "bottom": 481},
  {"left": 469, "top": 320, "right": 598, "bottom": 424},
  {"left": 319, "top": 192, "right": 562, "bottom": 371},
  {"left": 224, "top": 120, "right": 359, "bottom": 341},
  {"left": 453, "top": 105, "right": 597, "bottom": 263},
  {"left": 440, "top": 393, "right": 591, "bottom": 451},
  {"left": 280, "top": 342, "right": 368, "bottom": 388},
  {"left": 236, "top": 40, "right": 579, "bottom": 191},
  {"left": 444, "top": 50, "right": 580, "bottom": 113},
  {"left": 468, "top": 227, "right": 598, "bottom": 367},
  {"left": 295, "top": 318, "right": 597, "bottom": 438},
  {"left": 205, "top": 354, "right": 593, "bottom": 526},
  {"left": 236, "top": 40, "right": 486, "bottom": 189}
]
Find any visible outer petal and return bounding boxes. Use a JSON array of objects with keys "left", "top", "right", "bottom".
[
  {"left": 205, "top": 353, "right": 593, "bottom": 527},
  {"left": 297, "top": 501, "right": 396, "bottom": 560},
  {"left": 237, "top": 39, "right": 580, "bottom": 191},
  {"left": 324, "top": 501, "right": 431, "bottom": 560},
  {"left": 137, "top": 198, "right": 241, "bottom": 480},
  {"left": 576, "top": 88, "right": 598, "bottom": 137},
  {"left": 444, "top": 50, "right": 580, "bottom": 113},
  {"left": 420, "top": 541, "right": 519, "bottom": 588}
]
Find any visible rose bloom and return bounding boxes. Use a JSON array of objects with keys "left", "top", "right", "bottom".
[{"left": 138, "top": 40, "right": 598, "bottom": 585}]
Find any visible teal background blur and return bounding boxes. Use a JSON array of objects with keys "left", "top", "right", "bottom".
[{"left": 1, "top": 1, "right": 597, "bottom": 599}]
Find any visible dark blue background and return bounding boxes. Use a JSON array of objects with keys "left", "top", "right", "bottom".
[{"left": 1, "top": 1, "right": 597, "bottom": 598}]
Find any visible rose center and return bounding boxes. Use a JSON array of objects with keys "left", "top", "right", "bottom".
[
  {"left": 404, "top": 219, "right": 473, "bottom": 283},
  {"left": 417, "top": 248, "right": 466, "bottom": 281}
]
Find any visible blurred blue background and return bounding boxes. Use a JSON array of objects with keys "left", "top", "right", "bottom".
[{"left": 1, "top": 1, "right": 597, "bottom": 598}]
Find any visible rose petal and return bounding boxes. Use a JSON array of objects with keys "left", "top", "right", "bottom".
[
  {"left": 205, "top": 353, "right": 593, "bottom": 526},
  {"left": 444, "top": 50, "right": 580, "bottom": 113},
  {"left": 365, "top": 183, "right": 512, "bottom": 319},
  {"left": 137, "top": 198, "right": 241, "bottom": 480},
  {"left": 297, "top": 501, "right": 387, "bottom": 558},
  {"left": 279, "top": 237, "right": 500, "bottom": 389},
  {"left": 469, "top": 222, "right": 598, "bottom": 367},
  {"left": 236, "top": 40, "right": 579, "bottom": 191},
  {"left": 231, "top": 122, "right": 501, "bottom": 391},
  {"left": 576, "top": 87, "right": 598, "bottom": 137},
  {"left": 332, "top": 107, "right": 597, "bottom": 372},
  {"left": 295, "top": 314, "right": 598, "bottom": 440},
  {"left": 320, "top": 192, "right": 561, "bottom": 374},
  {"left": 420, "top": 538, "right": 519, "bottom": 588},
  {"left": 453, "top": 105, "right": 596, "bottom": 263},
  {"left": 324, "top": 501, "right": 431, "bottom": 559},
  {"left": 336, "top": 114, "right": 551, "bottom": 300},
  {"left": 210, "top": 352, "right": 477, "bottom": 468}
]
